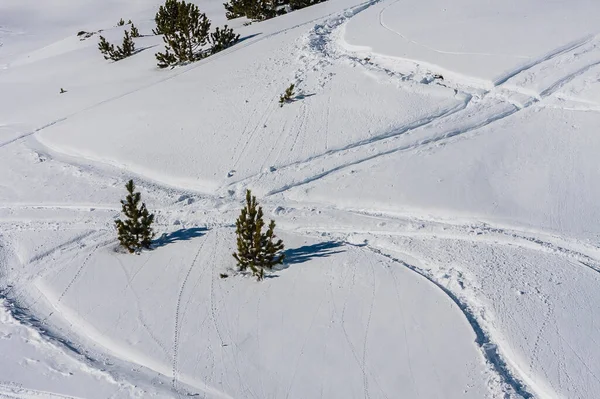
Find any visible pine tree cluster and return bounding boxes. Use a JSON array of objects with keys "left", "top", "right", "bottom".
[
  {"left": 155, "top": 0, "right": 240, "bottom": 68},
  {"left": 233, "top": 190, "right": 285, "bottom": 280},
  {"left": 115, "top": 180, "right": 155, "bottom": 253}
]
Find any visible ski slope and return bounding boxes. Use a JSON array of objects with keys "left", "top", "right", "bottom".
[{"left": 2, "top": 0, "right": 600, "bottom": 398}]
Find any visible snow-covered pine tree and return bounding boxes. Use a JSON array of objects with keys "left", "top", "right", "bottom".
[
  {"left": 117, "top": 18, "right": 126, "bottom": 26},
  {"left": 209, "top": 25, "right": 240, "bottom": 54},
  {"left": 154, "top": 0, "right": 211, "bottom": 68},
  {"left": 233, "top": 190, "right": 285, "bottom": 280},
  {"left": 115, "top": 180, "right": 155, "bottom": 253}
]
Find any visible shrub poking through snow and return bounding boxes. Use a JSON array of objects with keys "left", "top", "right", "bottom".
[
  {"left": 233, "top": 190, "right": 285, "bottom": 281},
  {"left": 117, "top": 18, "right": 126, "bottom": 26},
  {"left": 115, "top": 180, "right": 155, "bottom": 253},
  {"left": 209, "top": 25, "right": 240, "bottom": 54},
  {"left": 279, "top": 83, "right": 295, "bottom": 107},
  {"left": 98, "top": 30, "right": 136, "bottom": 61},
  {"left": 154, "top": 0, "right": 240, "bottom": 68}
]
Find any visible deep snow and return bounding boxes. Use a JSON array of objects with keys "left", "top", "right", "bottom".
[{"left": 2, "top": 0, "right": 600, "bottom": 398}]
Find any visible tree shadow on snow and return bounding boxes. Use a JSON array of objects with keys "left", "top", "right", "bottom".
[
  {"left": 153, "top": 227, "right": 208, "bottom": 249},
  {"left": 279, "top": 241, "right": 345, "bottom": 269}
]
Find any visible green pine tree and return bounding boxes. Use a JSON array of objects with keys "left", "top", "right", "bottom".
[
  {"left": 223, "top": 0, "right": 279, "bottom": 21},
  {"left": 117, "top": 18, "right": 126, "bottom": 26},
  {"left": 98, "top": 35, "right": 118, "bottom": 60},
  {"left": 233, "top": 190, "right": 285, "bottom": 281},
  {"left": 118, "top": 30, "right": 136, "bottom": 57},
  {"left": 130, "top": 23, "right": 141, "bottom": 38},
  {"left": 153, "top": 0, "right": 181, "bottom": 35},
  {"left": 115, "top": 180, "right": 155, "bottom": 253},
  {"left": 279, "top": 83, "right": 295, "bottom": 107},
  {"left": 289, "top": 0, "right": 323, "bottom": 10},
  {"left": 98, "top": 31, "right": 136, "bottom": 61},
  {"left": 154, "top": 0, "right": 211, "bottom": 68},
  {"left": 209, "top": 25, "right": 240, "bottom": 54}
]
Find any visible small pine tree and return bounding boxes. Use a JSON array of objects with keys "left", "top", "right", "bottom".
[
  {"left": 154, "top": 0, "right": 212, "bottom": 68},
  {"left": 233, "top": 190, "right": 285, "bottom": 281},
  {"left": 279, "top": 83, "right": 295, "bottom": 107},
  {"left": 119, "top": 30, "right": 136, "bottom": 57},
  {"left": 209, "top": 25, "right": 240, "bottom": 54},
  {"left": 127, "top": 19, "right": 133, "bottom": 25},
  {"left": 130, "top": 23, "right": 141, "bottom": 38},
  {"left": 115, "top": 180, "right": 155, "bottom": 253},
  {"left": 98, "top": 35, "right": 117, "bottom": 60},
  {"left": 98, "top": 31, "right": 136, "bottom": 61},
  {"left": 117, "top": 18, "right": 126, "bottom": 26}
]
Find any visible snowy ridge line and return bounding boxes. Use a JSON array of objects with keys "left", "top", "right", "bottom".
[
  {"left": 0, "top": 290, "right": 93, "bottom": 372},
  {"left": 0, "top": 383, "right": 82, "bottom": 399},
  {"left": 0, "top": 118, "right": 66, "bottom": 149},
  {"left": 377, "top": 0, "right": 530, "bottom": 59},
  {"left": 359, "top": 244, "right": 533, "bottom": 399},
  {"left": 493, "top": 34, "right": 598, "bottom": 86}
]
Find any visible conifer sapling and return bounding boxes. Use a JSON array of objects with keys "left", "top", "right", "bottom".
[
  {"left": 279, "top": 83, "right": 295, "bottom": 107},
  {"left": 130, "top": 23, "right": 141, "bottom": 38},
  {"left": 233, "top": 190, "right": 285, "bottom": 280},
  {"left": 115, "top": 180, "right": 155, "bottom": 253}
]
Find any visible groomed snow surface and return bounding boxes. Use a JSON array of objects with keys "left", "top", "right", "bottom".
[{"left": 2, "top": 0, "right": 600, "bottom": 398}]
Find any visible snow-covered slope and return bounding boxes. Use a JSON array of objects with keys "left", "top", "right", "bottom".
[{"left": 2, "top": 0, "right": 600, "bottom": 398}]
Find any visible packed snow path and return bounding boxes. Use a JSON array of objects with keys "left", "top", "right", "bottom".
[{"left": 2, "top": 0, "right": 600, "bottom": 398}]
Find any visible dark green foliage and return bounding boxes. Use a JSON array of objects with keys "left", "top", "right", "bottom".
[
  {"left": 154, "top": 0, "right": 240, "bottom": 68},
  {"left": 279, "top": 83, "right": 295, "bottom": 107},
  {"left": 117, "top": 18, "right": 126, "bottom": 26},
  {"left": 154, "top": 0, "right": 211, "bottom": 68},
  {"left": 233, "top": 190, "right": 285, "bottom": 281},
  {"left": 289, "top": 0, "right": 323, "bottom": 10},
  {"left": 210, "top": 25, "right": 240, "bottom": 54},
  {"left": 120, "top": 30, "right": 136, "bottom": 56},
  {"left": 130, "top": 23, "right": 141, "bottom": 38},
  {"left": 60, "top": 88, "right": 67, "bottom": 94},
  {"left": 224, "top": 0, "right": 284, "bottom": 21},
  {"left": 153, "top": 0, "right": 181, "bottom": 35},
  {"left": 98, "top": 31, "right": 136, "bottom": 61},
  {"left": 115, "top": 180, "right": 155, "bottom": 253},
  {"left": 98, "top": 35, "right": 117, "bottom": 60}
]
